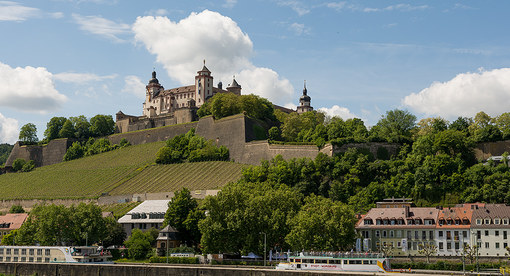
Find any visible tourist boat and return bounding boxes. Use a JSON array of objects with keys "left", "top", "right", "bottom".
[
  {"left": 0, "top": 246, "right": 112, "bottom": 263},
  {"left": 276, "top": 252, "right": 392, "bottom": 273}
]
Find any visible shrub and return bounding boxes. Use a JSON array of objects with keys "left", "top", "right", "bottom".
[
  {"left": 63, "top": 142, "right": 84, "bottom": 161},
  {"left": 9, "top": 205, "right": 25, "bottom": 213},
  {"left": 21, "top": 160, "right": 35, "bottom": 172},
  {"left": 12, "top": 158, "right": 26, "bottom": 172}
]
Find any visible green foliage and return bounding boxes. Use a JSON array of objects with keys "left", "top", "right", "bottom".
[
  {"left": 85, "top": 138, "right": 116, "bottom": 156},
  {"left": 268, "top": 126, "right": 281, "bottom": 141},
  {"left": 124, "top": 228, "right": 155, "bottom": 260},
  {"left": 89, "top": 114, "right": 115, "bottom": 137},
  {"left": 199, "top": 182, "right": 302, "bottom": 255},
  {"left": 15, "top": 203, "right": 107, "bottom": 246},
  {"left": 63, "top": 142, "right": 85, "bottom": 161},
  {"left": 69, "top": 115, "right": 91, "bottom": 139},
  {"left": 59, "top": 120, "right": 76, "bottom": 138},
  {"left": 9, "top": 205, "right": 25, "bottom": 213},
  {"left": 44, "top": 117, "right": 67, "bottom": 141},
  {"left": 197, "top": 93, "right": 276, "bottom": 121},
  {"left": 286, "top": 195, "right": 356, "bottom": 251},
  {"left": 102, "top": 218, "right": 126, "bottom": 248},
  {"left": 21, "top": 160, "right": 35, "bottom": 172},
  {"left": 375, "top": 109, "right": 416, "bottom": 143},
  {"left": 156, "top": 129, "right": 229, "bottom": 164},
  {"left": 119, "top": 138, "right": 131, "bottom": 147},
  {"left": 164, "top": 188, "right": 204, "bottom": 247},
  {"left": 12, "top": 158, "right": 26, "bottom": 172},
  {"left": 1, "top": 230, "right": 16, "bottom": 245},
  {"left": 0, "top": 143, "right": 13, "bottom": 166},
  {"left": 19, "top": 123, "right": 38, "bottom": 144}
]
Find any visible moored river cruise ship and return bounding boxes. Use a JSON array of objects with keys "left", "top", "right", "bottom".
[
  {"left": 276, "top": 252, "right": 392, "bottom": 273},
  {"left": 0, "top": 246, "right": 112, "bottom": 263}
]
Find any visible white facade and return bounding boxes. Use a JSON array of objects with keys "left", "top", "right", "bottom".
[
  {"left": 435, "top": 229, "right": 470, "bottom": 256},
  {"left": 118, "top": 200, "right": 170, "bottom": 238}
]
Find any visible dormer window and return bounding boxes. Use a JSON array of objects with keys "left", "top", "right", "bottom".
[
  {"left": 407, "top": 219, "right": 413, "bottom": 225},
  {"left": 484, "top": 218, "right": 491, "bottom": 225},
  {"left": 455, "top": 219, "right": 461, "bottom": 225},
  {"left": 495, "top": 218, "right": 500, "bottom": 225},
  {"left": 415, "top": 219, "right": 421, "bottom": 225},
  {"left": 476, "top": 219, "right": 482, "bottom": 225},
  {"left": 364, "top": 219, "right": 373, "bottom": 225},
  {"left": 376, "top": 219, "right": 382, "bottom": 225},
  {"left": 439, "top": 219, "right": 445, "bottom": 226},
  {"left": 504, "top": 218, "right": 509, "bottom": 225}
]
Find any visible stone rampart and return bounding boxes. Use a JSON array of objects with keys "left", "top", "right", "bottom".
[{"left": 5, "top": 139, "right": 76, "bottom": 168}]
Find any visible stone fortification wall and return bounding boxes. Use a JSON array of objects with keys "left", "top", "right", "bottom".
[
  {"left": 242, "top": 141, "right": 323, "bottom": 166},
  {"left": 5, "top": 139, "right": 75, "bottom": 168},
  {"left": 475, "top": 140, "right": 510, "bottom": 160},
  {"left": 109, "top": 122, "right": 199, "bottom": 145}
]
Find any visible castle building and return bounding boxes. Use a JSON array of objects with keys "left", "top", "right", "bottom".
[
  {"left": 116, "top": 62, "right": 241, "bottom": 133},
  {"left": 296, "top": 81, "right": 313, "bottom": 114}
]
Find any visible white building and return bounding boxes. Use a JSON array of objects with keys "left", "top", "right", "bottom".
[
  {"left": 118, "top": 200, "right": 170, "bottom": 237},
  {"left": 471, "top": 204, "right": 510, "bottom": 257}
]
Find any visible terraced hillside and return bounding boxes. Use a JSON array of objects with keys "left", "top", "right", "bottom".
[{"left": 0, "top": 141, "right": 247, "bottom": 200}]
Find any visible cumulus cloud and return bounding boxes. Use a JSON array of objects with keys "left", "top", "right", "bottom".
[
  {"left": 132, "top": 10, "right": 294, "bottom": 104},
  {"left": 0, "top": 62, "right": 67, "bottom": 113},
  {"left": 363, "top": 4, "right": 428, "bottom": 13},
  {"left": 0, "top": 112, "right": 19, "bottom": 144},
  {"left": 0, "top": 1, "right": 40, "bottom": 21},
  {"left": 121, "top": 75, "right": 146, "bottom": 98},
  {"left": 223, "top": 0, "right": 237, "bottom": 8},
  {"left": 72, "top": 13, "right": 131, "bottom": 42},
  {"left": 53, "top": 72, "right": 117, "bottom": 84},
  {"left": 403, "top": 68, "right": 510, "bottom": 119},
  {"left": 318, "top": 105, "right": 357, "bottom": 120},
  {"left": 276, "top": 0, "right": 310, "bottom": 16}
]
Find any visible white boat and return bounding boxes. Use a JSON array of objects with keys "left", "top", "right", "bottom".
[
  {"left": 0, "top": 246, "right": 112, "bottom": 263},
  {"left": 276, "top": 252, "right": 392, "bottom": 273}
]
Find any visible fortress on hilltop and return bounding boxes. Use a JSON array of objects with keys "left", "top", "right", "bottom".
[{"left": 115, "top": 62, "right": 312, "bottom": 133}]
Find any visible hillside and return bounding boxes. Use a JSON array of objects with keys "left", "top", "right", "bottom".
[{"left": 0, "top": 141, "right": 247, "bottom": 200}]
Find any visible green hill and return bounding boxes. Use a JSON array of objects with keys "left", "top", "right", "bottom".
[{"left": 0, "top": 141, "right": 247, "bottom": 200}]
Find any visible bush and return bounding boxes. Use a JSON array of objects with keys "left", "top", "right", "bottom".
[
  {"left": 9, "top": 205, "right": 25, "bottom": 213},
  {"left": 119, "top": 138, "right": 131, "bottom": 147},
  {"left": 21, "top": 160, "right": 35, "bottom": 172},
  {"left": 124, "top": 229, "right": 153, "bottom": 260},
  {"left": 12, "top": 158, "right": 26, "bottom": 172}
]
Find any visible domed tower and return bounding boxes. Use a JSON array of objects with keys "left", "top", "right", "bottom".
[
  {"left": 143, "top": 70, "right": 164, "bottom": 117},
  {"left": 296, "top": 80, "right": 313, "bottom": 114},
  {"left": 226, "top": 76, "right": 242, "bottom": 95},
  {"left": 195, "top": 60, "right": 213, "bottom": 106}
]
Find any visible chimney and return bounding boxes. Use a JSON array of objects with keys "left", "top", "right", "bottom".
[{"left": 404, "top": 206, "right": 410, "bottom": 218}]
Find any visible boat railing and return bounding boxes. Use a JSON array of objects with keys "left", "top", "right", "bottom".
[{"left": 294, "top": 252, "right": 385, "bottom": 259}]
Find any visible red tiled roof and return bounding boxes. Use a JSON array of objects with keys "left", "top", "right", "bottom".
[{"left": 0, "top": 213, "right": 28, "bottom": 230}]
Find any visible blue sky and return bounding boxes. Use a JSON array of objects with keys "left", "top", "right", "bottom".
[{"left": 1, "top": 0, "right": 510, "bottom": 143}]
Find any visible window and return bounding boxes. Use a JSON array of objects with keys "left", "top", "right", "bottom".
[
  {"left": 422, "top": 231, "right": 426, "bottom": 240},
  {"left": 375, "top": 230, "right": 380, "bottom": 237},
  {"left": 455, "top": 242, "right": 460, "bottom": 250},
  {"left": 446, "top": 231, "right": 452, "bottom": 240},
  {"left": 29, "top": 249, "right": 34, "bottom": 256},
  {"left": 13, "top": 257, "right": 18, "bottom": 262},
  {"left": 454, "top": 231, "right": 459, "bottom": 240},
  {"left": 447, "top": 242, "right": 452, "bottom": 250},
  {"left": 21, "top": 257, "right": 26, "bottom": 262},
  {"left": 439, "top": 231, "right": 444, "bottom": 237},
  {"left": 397, "top": 230, "right": 402, "bottom": 238},
  {"left": 485, "top": 218, "right": 491, "bottom": 225},
  {"left": 495, "top": 218, "right": 501, "bottom": 225},
  {"left": 29, "top": 257, "right": 33, "bottom": 262},
  {"left": 397, "top": 241, "right": 401, "bottom": 247},
  {"left": 407, "top": 231, "right": 411, "bottom": 239},
  {"left": 485, "top": 242, "right": 490, "bottom": 249},
  {"left": 496, "top": 242, "right": 500, "bottom": 249},
  {"left": 382, "top": 230, "right": 387, "bottom": 238},
  {"left": 0, "top": 249, "right": 3, "bottom": 254},
  {"left": 21, "top": 249, "right": 26, "bottom": 255},
  {"left": 6, "top": 249, "right": 11, "bottom": 254},
  {"left": 504, "top": 218, "right": 509, "bottom": 225},
  {"left": 390, "top": 230, "right": 394, "bottom": 238},
  {"left": 496, "top": 231, "right": 500, "bottom": 236},
  {"left": 476, "top": 219, "right": 482, "bottom": 225},
  {"left": 504, "top": 243, "right": 508, "bottom": 249},
  {"left": 505, "top": 231, "right": 508, "bottom": 239},
  {"left": 429, "top": 231, "right": 434, "bottom": 239},
  {"left": 415, "top": 231, "right": 419, "bottom": 239},
  {"left": 44, "top": 258, "right": 50, "bottom": 263},
  {"left": 463, "top": 231, "right": 467, "bottom": 238},
  {"left": 14, "top": 249, "right": 19, "bottom": 254},
  {"left": 37, "top": 257, "right": 42, "bottom": 262},
  {"left": 439, "top": 242, "right": 444, "bottom": 250},
  {"left": 485, "top": 230, "right": 489, "bottom": 236},
  {"left": 37, "top": 249, "right": 42, "bottom": 255},
  {"left": 477, "top": 231, "right": 481, "bottom": 239},
  {"left": 45, "top": 249, "right": 50, "bottom": 256}
]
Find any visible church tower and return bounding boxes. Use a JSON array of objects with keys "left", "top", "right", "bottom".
[
  {"left": 296, "top": 81, "right": 313, "bottom": 114},
  {"left": 195, "top": 60, "right": 213, "bottom": 106},
  {"left": 143, "top": 70, "right": 164, "bottom": 117}
]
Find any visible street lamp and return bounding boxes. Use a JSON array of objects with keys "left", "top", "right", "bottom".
[{"left": 259, "top": 232, "right": 267, "bottom": 266}]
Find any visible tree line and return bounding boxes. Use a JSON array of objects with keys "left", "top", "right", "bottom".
[{"left": 18, "top": 115, "right": 115, "bottom": 145}]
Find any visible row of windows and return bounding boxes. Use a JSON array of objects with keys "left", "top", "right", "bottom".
[
  {"left": 0, "top": 248, "right": 51, "bottom": 256},
  {"left": 476, "top": 218, "right": 509, "bottom": 225},
  {"left": 130, "top": 223, "right": 160, "bottom": 230},
  {"left": 438, "top": 230, "right": 468, "bottom": 240},
  {"left": 130, "top": 213, "right": 165, "bottom": 220},
  {"left": 0, "top": 256, "right": 50, "bottom": 262},
  {"left": 476, "top": 230, "right": 508, "bottom": 239},
  {"left": 372, "top": 230, "right": 435, "bottom": 240},
  {"left": 290, "top": 259, "right": 377, "bottom": 265},
  {"left": 366, "top": 218, "right": 435, "bottom": 226}
]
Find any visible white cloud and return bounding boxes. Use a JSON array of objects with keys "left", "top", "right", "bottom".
[
  {"left": 132, "top": 10, "right": 295, "bottom": 105},
  {"left": 0, "top": 1, "right": 39, "bottom": 21},
  {"left": 0, "top": 62, "right": 67, "bottom": 113},
  {"left": 53, "top": 72, "right": 117, "bottom": 84},
  {"left": 318, "top": 105, "right": 357, "bottom": 120},
  {"left": 363, "top": 4, "right": 428, "bottom": 13},
  {"left": 289, "top": 22, "right": 310, "bottom": 36},
  {"left": 122, "top": 75, "right": 146, "bottom": 98},
  {"left": 50, "top": 12, "right": 64, "bottom": 19},
  {"left": 223, "top": 0, "right": 237, "bottom": 8},
  {"left": 403, "top": 68, "right": 510, "bottom": 120},
  {"left": 72, "top": 13, "right": 131, "bottom": 42},
  {"left": 276, "top": 0, "right": 310, "bottom": 16},
  {"left": 0, "top": 112, "right": 18, "bottom": 144}
]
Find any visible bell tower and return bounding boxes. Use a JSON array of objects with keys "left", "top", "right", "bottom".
[
  {"left": 143, "top": 70, "right": 164, "bottom": 117},
  {"left": 296, "top": 80, "right": 313, "bottom": 114},
  {"left": 195, "top": 60, "right": 213, "bottom": 106}
]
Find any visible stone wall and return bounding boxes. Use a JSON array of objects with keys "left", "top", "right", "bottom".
[
  {"left": 0, "top": 263, "right": 387, "bottom": 276},
  {"left": 475, "top": 140, "right": 510, "bottom": 160},
  {"left": 5, "top": 139, "right": 76, "bottom": 168}
]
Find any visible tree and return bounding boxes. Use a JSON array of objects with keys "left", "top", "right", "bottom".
[
  {"left": 199, "top": 182, "right": 301, "bottom": 255},
  {"left": 89, "top": 115, "right": 115, "bottom": 137},
  {"left": 268, "top": 126, "right": 281, "bottom": 141},
  {"left": 285, "top": 195, "right": 356, "bottom": 251},
  {"left": 375, "top": 109, "right": 416, "bottom": 143},
  {"left": 44, "top": 117, "right": 67, "bottom": 141},
  {"left": 63, "top": 142, "right": 85, "bottom": 161},
  {"left": 18, "top": 123, "right": 38, "bottom": 144},
  {"left": 418, "top": 242, "right": 437, "bottom": 263},
  {"left": 1, "top": 229, "right": 17, "bottom": 245},
  {"left": 449, "top": 117, "right": 471, "bottom": 133},
  {"left": 58, "top": 120, "right": 76, "bottom": 138},
  {"left": 464, "top": 243, "right": 478, "bottom": 264},
  {"left": 102, "top": 217, "right": 126, "bottom": 248},
  {"left": 124, "top": 229, "right": 153, "bottom": 260},
  {"left": 164, "top": 188, "right": 204, "bottom": 247},
  {"left": 69, "top": 115, "right": 91, "bottom": 139},
  {"left": 0, "top": 143, "right": 13, "bottom": 166},
  {"left": 9, "top": 205, "right": 25, "bottom": 213}
]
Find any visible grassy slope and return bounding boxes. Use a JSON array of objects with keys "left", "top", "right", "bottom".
[{"left": 0, "top": 141, "right": 247, "bottom": 200}]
